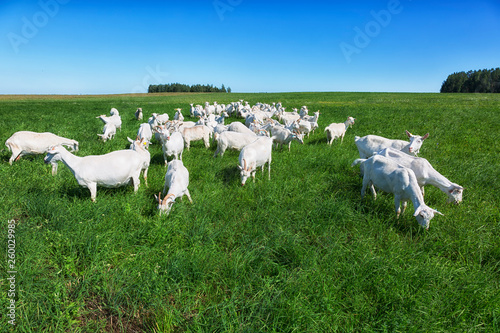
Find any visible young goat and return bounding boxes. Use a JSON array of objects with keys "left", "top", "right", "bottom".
[
  {"left": 97, "top": 123, "right": 117, "bottom": 142},
  {"left": 238, "top": 136, "right": 274, "bottom": 185},
  {"left": 5, "top": 131, "right": 79, "bottom": 175},
  {"left": 44, "top": 145, "right": 144, "bottom": 201},
  {"left": 269, "top": 125, "right": 304, "bottom": 151},
  {"left": 352, "top": 155, "right": 443, "bottom": 229},
  {"left": 96, "top": 113, "right": 122, "bottom": 131},
  {"left": 325, "top": 116, "right": 355, "bottom": 145},
  {"left": 135, "top": 108, "right": 143, "bottom": 121},
  {"left": 376, "top": 147, "right": 464, "bottom": 204},
  {"left": 155, "top": 160, "right": 193, "bottom": 215}
]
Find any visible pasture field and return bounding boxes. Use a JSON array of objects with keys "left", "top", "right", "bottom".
[{"left": 1, "top": 92, "right": 499, "bottom": 332}]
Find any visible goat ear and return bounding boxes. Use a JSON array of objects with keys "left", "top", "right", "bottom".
[
  {"left": 413, "top": 206, "right": 423, "bottom": 217},
  {"left": 422, "top": 133, "right": 430, "bottom": 140},
  {"left": 433, "top": 209, "right": 444, "bottom": 216},
  {"left": 406, "top": 130, "right": 412, "bottom": 138},
  {"left": 127, "top": 137, "right": 134, "bottom": 143}
]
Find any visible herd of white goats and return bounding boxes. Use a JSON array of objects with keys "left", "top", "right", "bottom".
[{"left": 5, "top": 100, "right": 463, "bottom": 229}]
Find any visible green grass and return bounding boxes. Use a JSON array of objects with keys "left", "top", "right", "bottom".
[{"left": 1, "top": 92, "right": 499, "bottom": 332}]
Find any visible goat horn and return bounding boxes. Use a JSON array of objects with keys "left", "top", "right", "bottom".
[
  {"left": 158, "top": 192, "right": 162, "bottom": 205},
  {"left": 162, "top": 193, "right": 175, "bottom": 205},
  {"left": 243, "top": 159, "right": 247, "bottom": 171}
]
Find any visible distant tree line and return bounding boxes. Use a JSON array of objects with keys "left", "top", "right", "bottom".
[
  {"left": 440, "top": 68, "right": 500, "bottom": 93},
  {"left": 148, "top": 83, "right": 231, "bottom": 93}
]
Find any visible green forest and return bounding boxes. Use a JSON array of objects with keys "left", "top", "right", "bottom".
[
  {"left": 440, "top": 68, "right": 500, "bottom": 93},
  {"left": 148, "top": 83, "right": 231, "bottom": 93}
]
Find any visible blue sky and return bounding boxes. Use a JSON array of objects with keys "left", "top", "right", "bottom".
[{"left": 0, "top": 0, "right": 499, "bottom": 94}]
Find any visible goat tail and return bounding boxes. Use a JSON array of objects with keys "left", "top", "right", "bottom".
[{"left": 351, "top": 158, "right": 366, "bottom": 168}]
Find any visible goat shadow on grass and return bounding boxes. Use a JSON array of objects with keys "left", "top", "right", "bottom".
[
  {"left": 215, "top": 165, "right": 240, "bottom": 186},
  {"left": 305, "top": 137, "right": 327, "bottom": 146},
  {"left": 151, "top": 153, "right": 165, "bottom": 166},
  {"left": 354, "top": 194, "right": 428, "bottom": 235}
]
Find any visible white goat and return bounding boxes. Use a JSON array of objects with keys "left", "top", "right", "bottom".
[
  {"left": 136, "top": 123, "right": 153, "bottom": 148},
  {"left": 127, "top": 137, "right": 151, "bottom": 187},
  {"left": 44, "top": 145, "right": 144, "bottom": 202},
  {"left": 278, "top": 109, "right": 301, "bottom": 125},
  {"left": 227, "top": 121, "right": 256, "bottom": 136},
  {"left": 270, "top": 126, "right": 304, "bottom": 151},
  {"left": 296, "top": 119, "right": 312, "bottom": 137},
  {"left": 376, "top": 147, "right": 464, "bottom": 204},
  {"left": 325, "top": 117, "right": 355, "bottom": 145},
  {"left": 238, "top": 136, "right": 274, "bottom": 185},
  {"left": 306, "top": 111, "right": 321, "bottom": 134},
  {"left": 151, "top": 113, "right": 170, "bottom": 125},
  {"left": 355, "top": 131, "right": 429, "bottom": 159},
  {"left": 5, "top": 131, "right": 79, "bottom": 175},
  {"left": 352, "top": 155, "right": 443, "bottom": 229},
  {"left": 155, "top": 125, "right": 184, "bottom": 164},
  {"left": 155, "top": 159, "right": 193, "bottom": 215},
  {"left": 97, "top": 123, "right": 117, "bottom": 142},
  {"left": 135, "top": 108, "right": 143, "bottom": 120},
  {"left": 173, "top": 108, "right": 184, "bottom": 121},
  {"left": 96, "top": 113, "right": 122, "bottom": 131},
  {"left": 181, "top": 125, "right": 211, "bottom": 150},
  {"left": 214, "top": 131, "right": 259, "bottom": 157}
]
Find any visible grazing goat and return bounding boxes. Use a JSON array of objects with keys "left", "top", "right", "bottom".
[
  {"left": 135, "top": 108, "right": 143, "bottom": 120},
  {"left": 44, "top": 145, "right": 144, "bottom": 202},
  {"left": 181, "top": 125, "right": 211, "bottom": 150},
  {"left": 5, "top": 131, "right": 79, "bottom": 175},
  {"left": 376, "top": 148, "right": 464, "bottom": 204},
  {"left": 127, "top": 137, "right": 151, "bottom": 186},
  {"left": 355, "top": 131, "right": 429, "bottom": 159},
  {"left": 214, "top": 131, "right": 259, "bottom": 157},
  {"left": 155, "top": 159, "right": 193, "bottom": 215},
  {"left": 270, "top": 126, "right": 304, "bottom": 151},
  {"left": 352, "top": 155, "right": 443, "bottom": 229},
  {"left": 97, "top": 123, "right": 116, "bottom": 142},
  {"left": 325, "top": 117, "right": 355, "bottom": 145},
  {"left": 96, "top": 113, "right": 122, "bottom": 131},
  {"left": 238, "top": 136, "right": 274, "bottom": 185}
]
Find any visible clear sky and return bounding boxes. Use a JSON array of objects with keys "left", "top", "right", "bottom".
[{"left": 0, "top": 0, "right": 499, "bottom": 94}]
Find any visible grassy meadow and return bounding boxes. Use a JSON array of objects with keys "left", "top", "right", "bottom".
[{"left": 1, "top": 92, "right": 499, "bottom": 332}]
